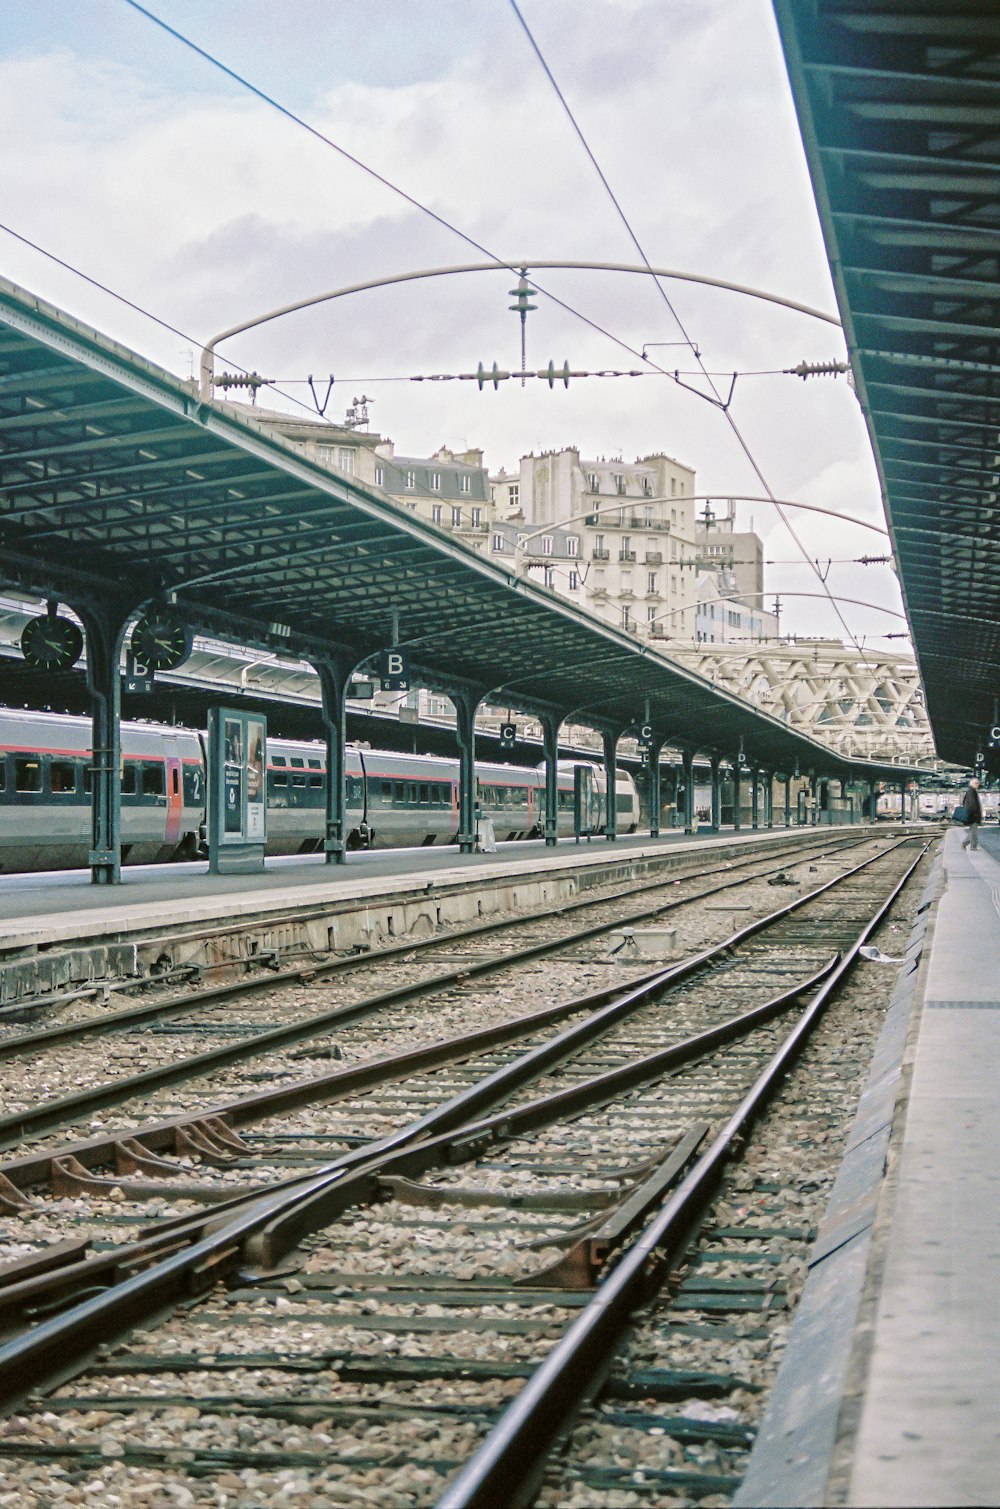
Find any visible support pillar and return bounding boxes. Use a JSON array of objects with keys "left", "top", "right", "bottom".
[
  {"left": 648, "top": 738, "right": 665, "bottom": 838},
  {"left": 868, "top": 781, "right": 877, "bottom": 823},
  {"left": 541, "top": 713, "right": 562, "bottom": 847},
  {"left": 682, "top": 750, "right": 695, "bottom": 835},
  {"left": 764, "top": 770, "right": 774, "bottom": 829},
  {"left": 785, "top": 775, "right": 792, "bottom": 828},
  {"left": 455, "top": 689, "right": 483, "bottom": 853},
  {"left": 732, "top": 762, "right": 742, "bottom": 831},
  {"left": 710, "top": 755, "right": 721, "bottom": 833},
  {"left": 316, "top": 659, "right": 352, "bottom": 865},
  {"left": 82, "top": 601, "right": 133, "bottom": 884},
  {"left": 602, "top": 729, "right": 619, "bottom": 841},
  {"left": 898, "top": 779, "right": 907, "bottom": 822},
  {"left": 810, "top": 775, "right": 819, "bottom": 826},
  {"left": 751, "top": 767, "right": 760, "bottom": 830}
]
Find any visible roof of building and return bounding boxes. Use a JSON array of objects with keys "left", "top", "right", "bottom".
[
  {"left": 773, "top": 0, "right": 1000, "bottom": 773},
  {"left": 0, "top": 275, "right": 922, "bottom": 782}
]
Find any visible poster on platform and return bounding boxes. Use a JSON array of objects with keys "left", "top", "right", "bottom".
[{"left": 208, "top": 707, "right": 267, "bottom": 873}]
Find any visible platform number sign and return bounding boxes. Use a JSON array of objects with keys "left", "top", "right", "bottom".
[
  {"left": 499, "top": 722, "right": 517, "bottom": 749},
  {"left": 123, "top": 649, "right": 154, "bottom": 696},
  {"left": 637, "top": 722, "right": 653, "bottom": 747},
  {"left": 379, "top": 647, "right": 410, "bottom": 692}
]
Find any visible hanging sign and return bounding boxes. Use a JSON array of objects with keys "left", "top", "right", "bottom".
[
  {"left": 499, "top": 722, "right": 517, "bottom": 749},
  {"left": 378, "top": 647, "right": 410, "bottom": 692},
  {"left": 123, "top": 650, "right": 155, "bottom": 696}
]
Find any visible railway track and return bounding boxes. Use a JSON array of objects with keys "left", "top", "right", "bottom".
[
  {"left": 0, "top": 835, "right": 931, "bottom": 1506},
  {"left": 0, "top": 832, "right": 869, "bottom": 1160}
]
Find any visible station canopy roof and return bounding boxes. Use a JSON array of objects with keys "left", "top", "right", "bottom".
[
  {"left": 0, "top": 275, "right": 921, "bottom": 784},
  {"left": 773, "top": 0, "right": 1000, "bottom": 772}
]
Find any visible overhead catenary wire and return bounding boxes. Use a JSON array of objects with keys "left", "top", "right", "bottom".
[
  {"left": 507, "top": 0, "right": 887, "bottom": 677},
  {"left": 119, "top": 0, "right": 741, "bottom": 395}
]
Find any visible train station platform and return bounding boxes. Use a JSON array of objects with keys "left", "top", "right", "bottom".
[
  {"left": 0, "top": 823, "right": 853, "bottom": 1005},
  {"left": 736, "top": 824, "right": 1000, "bottom": 1508}
]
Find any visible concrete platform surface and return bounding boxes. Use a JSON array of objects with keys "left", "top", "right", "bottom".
[
  {"left": 848, "top": 825, "right": 1000, "bottom": 1507},
  {"left": 0, "top": 823, "right": 834, "bottom": 950}
]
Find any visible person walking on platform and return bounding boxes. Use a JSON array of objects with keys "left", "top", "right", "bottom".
[{"left": 961, "top": 777, "right": 983, "bottom": 851}]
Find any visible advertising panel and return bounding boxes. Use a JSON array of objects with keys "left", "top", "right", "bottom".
[{"left": 208, "top": 707, "right": 268, "bottom": 873}]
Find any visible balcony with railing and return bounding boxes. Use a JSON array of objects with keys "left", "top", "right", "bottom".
[
  {"left": 645, "top": 550, "right": 663, "bottom": 565},
  {"left": 619, "top": 549, "right": 637, "bottom": 562},
  {"left": 591, "top": 547, "right": 610, "bottom": 560}
]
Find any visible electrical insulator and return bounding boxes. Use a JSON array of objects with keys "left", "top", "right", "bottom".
[
  {"left": 477, "top": 361, "right": 502, "bottom": 390},
  {"left": 546, "top": 360, "right": 571, "bottom": 388},
  {"left": 788, "top": 359, "right": 850, "bottom": 380}
]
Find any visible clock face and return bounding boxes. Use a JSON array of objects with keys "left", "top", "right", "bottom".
[
  {"left": 21, "top": 614, "right": 84, "bottom": 672},
  {"left": 131, "top": 611, "right": 192, "bottom": 672}
]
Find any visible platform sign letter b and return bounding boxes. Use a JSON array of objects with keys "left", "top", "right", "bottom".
[{"left": 379, "top": 647, "right": 410, "bottom": 692}]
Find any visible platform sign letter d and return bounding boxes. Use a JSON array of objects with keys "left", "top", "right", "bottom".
[{"left": 379, "top": 647, "right": 410, "bottom": 692}]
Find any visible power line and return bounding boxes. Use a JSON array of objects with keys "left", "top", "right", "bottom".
[{"left": 507, "top": 0, "right": 883, "bottom": 678}]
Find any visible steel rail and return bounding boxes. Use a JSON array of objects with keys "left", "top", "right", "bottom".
[
  {"left": 436, "top": 842, "right": 930, "bottom": 1509},
  {"left": 0, "top": 837, "right": 866, "bottom": 1148},
  {"left": 0, "top": 840, "right": 918, "bottom": 1404},
  {"left": 0, "top": 830, "right": 853, "bottom": 1057}
]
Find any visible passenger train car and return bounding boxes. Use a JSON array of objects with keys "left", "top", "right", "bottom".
[
  {"left": 877, "top": 788, "right": 999, "bottom": 822},
  {"left": 0, "top": 708, "right": 640, "bottom": 872}
]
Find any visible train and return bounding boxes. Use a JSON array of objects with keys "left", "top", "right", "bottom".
[
  {"left": 0, "top": 707, "right": 640, "bottom": 872},
  {"left": 876, "top": 788, "right": 999, "bottom": 822}
]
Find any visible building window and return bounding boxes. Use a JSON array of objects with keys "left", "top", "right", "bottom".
[
  {"left": 621, "top": 572, "right": 633, "bottom": 593},
  {"left": 508, "top": 484, "right": 519, "bottom": 507},
  {"left": 431, "top": 503, "right": 442, "bottom": 524},
  {"left": 517, "top": 532, "right": 527, "bottom": 549},
  {"left": 588, "top": 472, "right": 599, "bottom": 492},
  {"left": 595, "top": 533, "right": 605, "bottom": 552},
  {"left": 374, "top": 465, "right": 384, "bottom": 487},
  {"left": 647, "top": 606, "right": 657, "bottom": 622},
  {"left": 671, "top": 478, "right": 677, "bottom": 496},
  {"left": 648, "top": 572, "right": 658, "bottom": 594},
  {"left": 643, "top": 504, "right": 654, "bottom": 527},
  {"left": 471, "top": 506, "right": 482, "bottom": 528},
  {"left": 460, "top": 475, "right": 471, "bottom": 494},
  {"left": 622, "top": 606, "right": 631, "bottom": 628},
  {"left": 566, "top": 536, "right": 579, "bottom": 558},
  {"left": 451, "top": 506, "right": 462, "bottom": 527},
  {"left": 642, "top": 476, "right": 652, "bottom": 496},
  {"left": 338, "top": 448, "right": 355, "bottom": 474},
  {"left": 569, "top": 570, "right": 579, "bottom": 590},
  {"left": 404, "top": 470, "right": 416, "bottom": 489},
  {"left": 541, "top": 534, "right": 553, "bottom": 556},
  {"left": 492, "top": 532, "right": 505, "bottom": 551},
  {"left": 430, "top": 472, "right": 441, "bottom": 491},
  {"left": 316, "top": 444, "right": 333, "bottom": 466},
  {"left": 613, "top": 473, "right": 625, "bottom": 495},
  {"left": 543, "top": 566, "right": 554, "bottom": 588}
]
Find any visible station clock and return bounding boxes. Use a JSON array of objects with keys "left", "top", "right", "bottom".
[
  {"left": 130, "top": 608, "right": 192, "bottom": 672},
  {"left": 20, "top": 612, "right": 84, "bottom": 672}
]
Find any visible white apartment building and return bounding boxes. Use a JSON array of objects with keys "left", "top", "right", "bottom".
[
  {"left": 694, "top": 571, "right": 778, "bottom": 644},
  {"left": 490, "top": 448, "right": 699, "bottom": 641}
]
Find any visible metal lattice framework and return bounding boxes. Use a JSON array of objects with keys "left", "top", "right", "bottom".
[
  {"left": 668, "top": 641, "right": 935, "bottom": 765},
  {"left": 0, "top": 275, "right": 921, "bottom": 789},
  {"left": 773, "top": 0, "right": 1000, "bottom": 773}
]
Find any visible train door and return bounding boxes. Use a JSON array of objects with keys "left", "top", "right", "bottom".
[{"left": 165, "top": 754, "right": 183, "bottom": 846}]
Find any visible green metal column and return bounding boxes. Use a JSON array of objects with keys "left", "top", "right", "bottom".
[
  {"left": 541, "top": 713, "right": 562, "bottom": 847},
  {"left": 710, "top": 755, "right": 721, "bottom": 832},
  {"left": 456, "top": 690, "right": 482, "bottom": 853},
  {"left": 751, "top": 767, "right": 760, "bottom": 829},
  {"left": 682, "top": 749, "right": 695, "bottom": 835},
  {"left": 764, "top": 770, "right": 774, "bottom": 829},
  {"left": 811, "top": 775, "right": 819, "bottom": 826},
  {"left": 648, "top": 738, "right": 665, "bottom": 838},
  {"left": 316, "top": 658, "right": 351, "bottom": 865},
  {"left": 602, "top": 729, "right": 619, "bottom": 842},
  {"left": 785, "top": 775, "right": 792, "bottom": 827},
  {"left": 82, "top": 601, "right": 132, "bottom": 885},
  {"left": 732, "top": 761, "right": 742, "bottom": 831}
]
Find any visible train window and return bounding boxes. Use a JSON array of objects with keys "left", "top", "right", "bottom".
[
  {"left": 83, "top": 766, "right": 92, "bottom": 794},
  {"left": 291, "top": 772, "right": 306, "bottom": 788},
  {"left": 347, "top": 776, "right": 363, "bottom": 803},
  {"left": 121, "top": 763, "right": 136, "bottom": 795},
  {"left": 0, "top": 761, "right": 5, "bottom": 792},
  {"left": 307, "top": 758, "right": 321, "bottom": 769},
  {"left": 142, "top": 763, "right": 165, "bottom": 797},
  {"left": 406, "top": 783, "right": 416, "bottom": 804},
  {"left": 15, "top": 758, "right": 42, "bottom": 793},
  {"left": 50, "top": 761, "right": 76, "bottom": 793},
  {"left": 381, "top": 780, "right": 392, "bottom": 800},
  {"left": 394, "top": 781, "right": 405, "bottom": 802},
  {"left": 272, "top": 755, "right": 286, "bottom": 766},
  {"left": 419, "top": 783, "right": 429, "bottom": 803},
  {"left": 290, "top": 757, "right": 304, "bottom": 768},
  {"left": 308, "top": 774, "right": 323, "bottom": 788},
  {"left": 271, "top": 767, "right": 287, "bottom": 788},
  {"left": 171, "top": 767, "right": 179, "bottom": 796}
]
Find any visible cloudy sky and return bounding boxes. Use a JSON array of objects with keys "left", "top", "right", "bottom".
[{"left": 0, "top": 0, "right": 907, "bottom": 650}]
